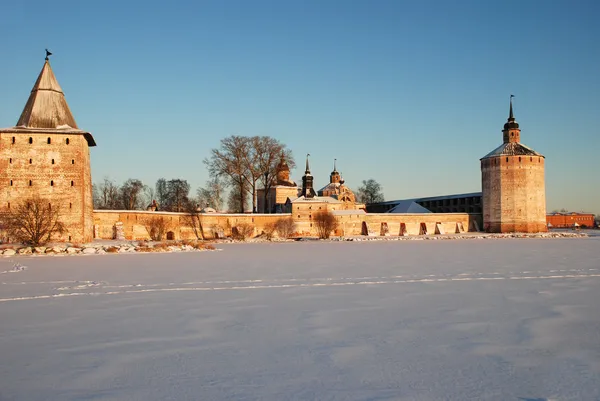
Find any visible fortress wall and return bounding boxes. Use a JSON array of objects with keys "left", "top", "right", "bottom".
[{"left": 93, "top": 210, "right": 482, "bottom": 241}]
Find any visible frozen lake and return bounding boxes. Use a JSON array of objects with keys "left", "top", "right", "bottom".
[{"left": 1, "top": 238, "right": 600, "bottom": 401}]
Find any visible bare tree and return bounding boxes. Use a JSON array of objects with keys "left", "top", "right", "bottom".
[
  {"left": 313, "top": 210, "right": 338, "bottom": 239},
  {"left": 357, "top": 179, "right": 384, "bottom": 204},
  {"left": 155, "top": 178, "right": 169, "bottom": 209},
  {"left": 93, "top": 177, "right": 121, "bottom": 209},
  {"left": 1, "top": 197, "right": 65, "bottom": 246},
  {"left": 204, "top": 136, "right": 251, "bottom": 213},
  {"left": 253, "top": 136, "right": 295, "bottom": 214},
  {"left": 143, "top": 216, "right": 167, "bottom": 241},
  {"left": 120, "top": 179, "right": 146, "bottom": 210},
  {"left": 227, "top": 188, "right": 248, "bottom": 213},
  {"left": 275, "top": 217, "right": 296, "bottom": 239},
  {"left": 184, "top": 200, "right": 205, "bottom": 240},
  {"left": 162, "top": 179, "right": 190, "bottom": 212},
  {"left": 197, "top": 178, "right": 224, "bottom": 211}
]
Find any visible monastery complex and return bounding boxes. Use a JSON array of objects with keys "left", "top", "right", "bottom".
[{"left": 0, "top": 57, "right": 547, "bottom": 243}]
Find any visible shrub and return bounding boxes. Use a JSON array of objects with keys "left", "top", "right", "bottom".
[
  {"left": 144, "top": 217, "right": 167, "bottom": 241},
  {"left": 1, "top": 197, "right": 65, "bottom": 246},
  {"left": 105, "top": 246, "right": 119, "bottom": 253},
  {"left": 263, "top": 221, "right": 277, "bottom": 240},
  {"left": 232, "top": 223, "right": 254, "bottom": 241},
  {"left": 313, "top": 211, "right": 338, "bottom": 239},
  {"left": 274, "top": 217, "right": 296, "bottom": 239}
]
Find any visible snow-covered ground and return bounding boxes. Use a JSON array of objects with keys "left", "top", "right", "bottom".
[{"left": 1, "top": 238, "right": 599, "bottom": 401}]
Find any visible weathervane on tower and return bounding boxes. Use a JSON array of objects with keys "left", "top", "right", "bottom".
[{"left": 45, "top": 49, "right": 52, "bottom": 60}]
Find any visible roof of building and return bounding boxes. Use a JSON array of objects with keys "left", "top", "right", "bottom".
[
  {"left": 481, "top": 142, "right": 543, "bottom": 159},
  {"left": 387, "top": 200, "right": 432, "bottom": 214},
  {"left": 370, "top": 192, "right": 482, "bottom": 207},
  {"left": 0, "top": 58, "right": 96, "bottom": 147},
  {"left": 291, "top": 195, "right": 342, "bottom": 204}
]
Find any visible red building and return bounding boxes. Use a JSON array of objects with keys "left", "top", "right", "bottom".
[{"left": 546, "top": 212, "right": 596, "bottom": 228}]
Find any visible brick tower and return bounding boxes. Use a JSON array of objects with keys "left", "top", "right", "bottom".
[
  {"left": 0, "top": 53, "right": 96, "bottom": 242},
  {"left": 480, "top": 97, "right": 546, "bottom": 233}
]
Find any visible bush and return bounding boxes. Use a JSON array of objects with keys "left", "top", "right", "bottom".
[
  {"left": 313, "top": 211, "right": 338, "bottom": 239},
  {"left": 1, "top": 197, "right": 65, "bottom": 246},
  {"left": 263, "top": 221, "right": 277, "bottom": 240},
  {"left": 232, "top": 223, "right": 254, "bottom": 241},
  {"left": 274, "top": 217, "right": 296, "bottom": 239},
  {"left": 144, "top": 216, "right": 167, "bottom": 241}
]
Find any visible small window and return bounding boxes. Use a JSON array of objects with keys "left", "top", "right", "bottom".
[
  {"left": 69, "top": 202, "right": 72, "bottom": 209},
  {"left": 9, "top": 158, "right": 12, "bottom": 164},
  {"left": 11, "top": 137, "right": 15, "bottom": 144},
  {"left": 7, "top": 202, "right": 10, "bottom": 209},
  {"left": 69, "top": 236, "right": 72, "bottom": 241},
  {"left": 52, "top": 159, "right": 55, "bottom": 164},
  {"left": 10, "top": 180, "right": 13, "bottom": 186},
  {"left": 298, "top": 215, "right": 300, "bottom": 218},
  {"left": 29, "top": 180, "right": 32, "bottom": 186},
  {"left": 29, "top": 159, "right": 32, "bottom": 164},
  {"left": 70, "top": 180, "right": 74, "bottom": 186},
  {"left": 66, "top": 138, "right": 70, "bottom": 145},
  {"left": 48, "top": 203, "right": 52, "bottom": 209},
  {"left": 506, "top": 157, "right": 509, "bottom": 163},
  {"left": 28, "top": 137, "right": 32, "bottom": 144},
  {"left": 519, "top": 157, "right": 521, "bottom": 162},
  {"left": 71, "top": 159, "right": 74, "bottom": 164},
  {"left": 47, "top": 137, "right": 51, "bottom": 144},
  {"left": 309, "top": 214, "right": 312, "bottom": 219},
  {"left": 50, "top": 180, "right": 54, "bottom": 186},
  {"left": 530, "top": 157, "right": 532, "bottom": 162}
]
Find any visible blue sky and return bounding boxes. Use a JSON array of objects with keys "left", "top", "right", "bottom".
[{"left": 1, "top": 0, "right": 598, "bottom": 213}]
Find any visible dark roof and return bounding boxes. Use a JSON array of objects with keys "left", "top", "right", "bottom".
[{"left": 481, "top": 142, "right": 543, "bottom": 159}]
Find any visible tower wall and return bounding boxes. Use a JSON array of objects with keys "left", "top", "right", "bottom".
[
  {"left": 482, "top": 155, "right": 546, "bottom": 233},
  {"left": 0, "top": 131, "right": 94, "bottom": 242}
]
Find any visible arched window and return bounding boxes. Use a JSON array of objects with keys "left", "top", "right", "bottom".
[
  {"left": 9, "top": 158, "right": 12, "bottom": 164},
  {"left": 29, "top": 159, "right": 32, "bottom": 164},
  {"left": 519, "top": 157, "right": 521, "bottom": 162},
  {"left": 47, "top": 138, "right": 51, "bottom": 144},
  {"left": 11, "top": 137, "right": 15, "bottom": 144},
  {"left": 7, "top": 202, "right": 10, "bottom": 209},
  {"left": 50, "top": 181, "right": 54, "bottom": 186},
  {"left": 71, "top": 159, "right": 75, "bottom": 164},
  {"left": 28, "top": 137, "right": 33, "bottom": 144},
  {"left": 70, "top": 180, "right": 74, "bottom": 186},
  {"left": 29, "top": 180, "right": 32, "bottom": 186},
  {"left": 66, "top": 138, "right": 70, "bottom": 145},
  {"left": 52, "top": 159, "right": 55, "bottom": 164},
  {"left": 69, "top": 203, "right": 72, "bottom": 209},
  {"left": 506, "top": 157, "right": 508, "bottom": 162},
  {"left": 10, "top": 180, "right": 13, "bottom": 186}
]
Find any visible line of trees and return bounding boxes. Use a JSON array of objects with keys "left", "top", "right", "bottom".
[{"left": 92, "top": 135, "right": 295, "bottom": 213}]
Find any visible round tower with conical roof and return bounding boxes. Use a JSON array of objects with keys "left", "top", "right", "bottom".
[
  {"left": 0, "top": 53, "right": 96, "bottom": 242},
  {"left": 480, "top": 97, "right": 546, "bottom": 233}
]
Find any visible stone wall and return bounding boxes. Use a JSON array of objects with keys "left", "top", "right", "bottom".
[
  {"left": 0, "top": 132, "right": 94, "bottom": 242},
  {"left": 482, "top": 155, "right": 546, "bottom": 233},
  {"left": 93, "top": 210, "right": 482, "bottom": 241}
]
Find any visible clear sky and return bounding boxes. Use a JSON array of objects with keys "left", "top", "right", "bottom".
[{"left": 1, "top": 0, "right": 598, "bottom": 214}]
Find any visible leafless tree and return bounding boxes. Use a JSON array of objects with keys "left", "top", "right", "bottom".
[
  {"left": 143, "top": 216, "right": 167, "bottom": 241},
  {"left": 204, "top": 136, "right": 251, "bottom": 213},
  {"left": 93, "top": 177, "right": 121, "bottom": 209},
  {"left": 1, "top": 197, "right": 65, "bottom": 246},
  {"left": 232, "top": 222, "right": 254, "bottom": 241},
  {"left": 204, "top": 135, "right": 294, "bottom": 213},
  {"left": 197, "top": 178, "right": 224, "bottom": 211},
  {"left": 274, "top": 217, "right": 296, "bottom": 239},
  {"left": 184, "top": 200, "right": 205, "bottom": 240},
  {"left": 313, "top": 210, "right": 338, "bottom": 239},
  {"left": 252, "top": 136, "right": 295, "bottom": 214},
  {"left": 162, "top": 179, "right": 190, "bottom": 212},
  {"left": 120, "top": 179, "right": 146, "bottom": 210},
  {"left": 357, "top": 179, "right": 384, "bottom": 204},
  {"left": 155, "top": 178, "right": 169, "bottom": 209}
]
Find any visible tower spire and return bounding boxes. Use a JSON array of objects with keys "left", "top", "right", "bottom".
[
  {"left": 509, "top": 94, "right": 515, "bottom": 120},
  {"left": 305, "top": 153, "right": 311, "bottom": 174},
  {"left": 333, "top": 158, "right": 337, "bottom": 172}
]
